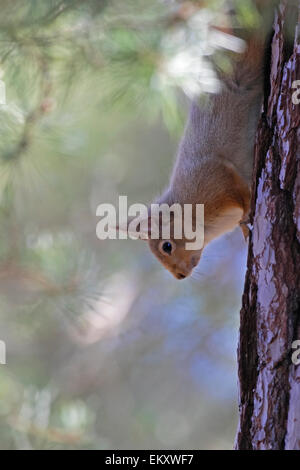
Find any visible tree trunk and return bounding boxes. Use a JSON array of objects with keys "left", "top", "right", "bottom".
[{"left": 235, "top": 2, "right": 300, "bottom": 450}]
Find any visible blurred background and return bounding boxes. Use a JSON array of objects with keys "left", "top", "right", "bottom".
[{"left": 0, "top": 0, "right": 261, "bottom": 450}]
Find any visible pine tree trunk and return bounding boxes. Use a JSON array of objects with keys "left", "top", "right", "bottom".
[{"left": 235, "top": 2, "right": 300, "bottom": 450}]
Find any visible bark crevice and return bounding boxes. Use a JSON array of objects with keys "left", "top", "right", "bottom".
[{"left": 236, "top": 1, "right": 300, "bottom": 450}]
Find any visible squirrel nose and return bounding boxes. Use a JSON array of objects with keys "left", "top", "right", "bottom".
[{"left": 177, "top": 273, "right": 186, "bottom": 280}]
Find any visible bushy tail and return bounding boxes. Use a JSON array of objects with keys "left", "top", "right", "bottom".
[
  {"left": 232, "top": 35, "right": 267, "bottom": 91},
  {"left": 220, "top": 0, "right": 278, "bottom": 92}
]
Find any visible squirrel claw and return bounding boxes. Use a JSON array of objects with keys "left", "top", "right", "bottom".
[{"left": 239, "top": 218, "right": 253, "bottom": 241}]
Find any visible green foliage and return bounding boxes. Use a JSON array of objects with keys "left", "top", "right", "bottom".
[{"left": 0, "top": 0, "right": 261, "bottom": 450}]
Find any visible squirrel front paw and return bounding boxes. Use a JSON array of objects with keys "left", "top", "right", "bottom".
[{"left": 239, "top": 217, "right": 253, "bottom": 241}]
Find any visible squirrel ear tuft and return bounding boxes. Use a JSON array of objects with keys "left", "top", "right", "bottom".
[
  {"left": 115, "top": 223, "right": 127, "bottom": 234},
  {"left": 116, "top": 215, "right": 153, "bottom": 240}
]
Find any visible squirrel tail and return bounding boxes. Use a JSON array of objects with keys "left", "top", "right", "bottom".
[
  {"left": 219, "top": 1, "right": 277, "bottom": 92},
  {"left": 232, "top": 34, "right": 267, "bottom": 90}
]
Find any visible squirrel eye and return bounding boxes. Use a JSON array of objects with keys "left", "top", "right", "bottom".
[{"left": 162, "top": 241, "right": 173, "bottom": 255}]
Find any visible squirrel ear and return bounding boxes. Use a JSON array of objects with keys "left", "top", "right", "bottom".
[
  {"left": 116, "top": 215, "right": 153, "bottom": 240},
  {"left": 137, "top": 217, "right": 152, "bottom": 240}
]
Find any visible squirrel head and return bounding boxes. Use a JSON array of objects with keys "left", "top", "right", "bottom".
[
  {"left": 147, "top": 204, "right": 245, "bottom": 279},
  {"left": 117, "top": 208, "right": 204, "bottom": 280},
  {"left": 116, "top": 159, "right": 251, "bottom": 280},
  {"left": 147, "top": 236, "right": 202, "bottom": 280},
  {"left": 147, "top": 207, "right": 204, "bottom": 279},
  {"left": 116, "top": 201, "right": 247, "bottom": 280}
]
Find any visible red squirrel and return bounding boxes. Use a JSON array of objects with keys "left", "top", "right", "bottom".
[{"left": 120, "top": 12, "right": 272, "bottom": 279}]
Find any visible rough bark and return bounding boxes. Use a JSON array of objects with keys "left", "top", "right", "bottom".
[{"left": 236, "top": 2, "right": 300, "bottom": 450}]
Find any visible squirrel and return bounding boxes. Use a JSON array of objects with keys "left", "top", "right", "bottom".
[
  {"left": 151, "top": 39, "right": 265, "bottom": 279},
  {"left": 119, "top": 4, "right": 275, "bottom": 279}
]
